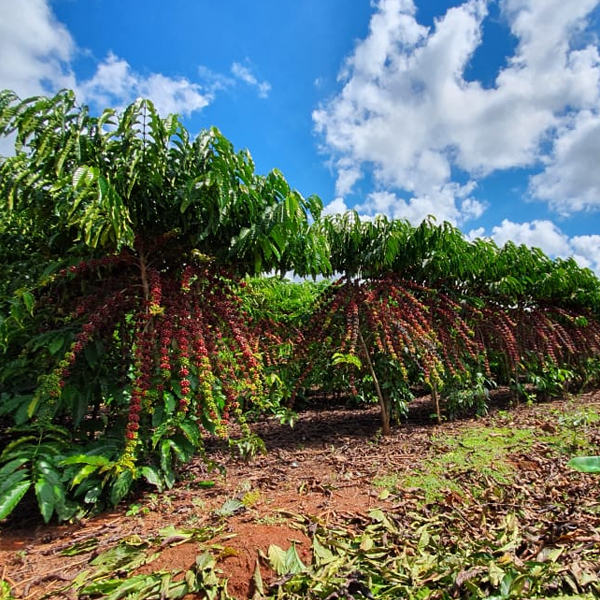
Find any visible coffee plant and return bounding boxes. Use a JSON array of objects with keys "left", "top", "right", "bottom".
[
  {"left": 289, "top": 213, "right": 600, "bottom": 430},
  {"left": 0, "top": 90, "right": 326, "bottom": 520},
  {"left": 239, "top": 276, "right": 328, "bottom": 416}
]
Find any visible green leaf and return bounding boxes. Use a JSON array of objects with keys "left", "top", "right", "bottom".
[
  {"left": 285, "top": 544, "right": 307, "bottom": 575},
  {"left": 38, "top": 466, "right": 68, "bottom": 518},
  {"left": 72, "top": 165, "right": 96, "bottom": 189},
  {"left": 83, "top": 484, "right": 102, "bottom": 505},
  {"left": 0, "top": 457, "right": 29, "bottom": 488},
  {"left": 252, "top": 557, "right": 265, "bottom": 598},
  {"left": 168, "top": 434, "right": 195, "bottom": 463},
  {"left": 109, "top": 468, "right": 134, "bottom": 506},
  {"left": 267, "top": 545, "right": 287, "bottom": 576},
  {"left": 0, "top": 436, "right": 38, "bottom": 460},
  {"left": 0, "top": 395, "right": 32, "bottom": 420},
  {"left": 195, "top": 551, "right": 217, "bottom": 571},
  {"left": 27, "top": 395, "right": 41, "bottom": 418},
  {"left": 0, "top": 469, "right": 31, "bottom": 497},
  {"left": 21, "top": 291, "right": 35, "bottom": 316},
  {"left": 197, "top": 480, "right": 215, "bottom": 488},
  {"left": 568, "top": 456, "right": 600, "bottom": 473},
  {"left": 61, "top": 454, "right": 112, "bottom": 467},
  {"left": 69, "top": 463, "right": 101, "bottom": 487},
  {"left": 359, "top": 534, "right": 375, "bottom": 551},
  {"left": 178, "top": 419, "right": 200, "bottom": 447},
  {"left": 214, "top": 498, "right": 244, "bottom": 517},
  {"left": 159, "top": 525, "right": 194, "bottom": 545},
  {"left": 35, "top": 477, "right": 60, "bottom": 523},
  {"left": 48, "top": 335, "right": 65, "bottom": 355},
  {"left": 61, "top": 538, "right": 100, "bottom": 556},
  {"left": 0, "top": 480, "right": 31, "bottom": 520},
  {"left": 267, "top": 544, "right": 306, "bottom": 576},
  {"left": 160, "top": 440, "right": 176, "bottom": 489},
  {"left": 332, "top": 352, "right": 362, "bottom": 369},
  {"left": 139, "top": 465, "right": 163, "bottom": 491},
  {"left": 312, "top": 536, "right": 335, "bottom": 566}
]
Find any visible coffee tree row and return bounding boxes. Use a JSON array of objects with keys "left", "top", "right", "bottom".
[
  {"left": 1, "top": 90, "right": 600, "bottom": 521},
  {"left": 268, "top": 214, "right": 600, "bottom": 431},
  {"left": 0, "top": 90, "right": 326, "bottom": 521}
]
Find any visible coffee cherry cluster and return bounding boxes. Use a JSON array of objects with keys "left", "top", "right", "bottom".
[{"left": 34, "top": 246, "right": 265, "bottom": 462}]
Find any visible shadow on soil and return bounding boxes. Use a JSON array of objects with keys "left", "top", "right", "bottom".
[{"left": 207, "top": 387, "right": 522, "bottom": 456}]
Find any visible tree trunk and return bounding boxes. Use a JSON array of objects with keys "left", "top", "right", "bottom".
[
  {"left": 431, "top": 380, "right": 441, "bottom": 425},
  {"left": 359, "top": 331, "right": 390, "bottom": 436}
]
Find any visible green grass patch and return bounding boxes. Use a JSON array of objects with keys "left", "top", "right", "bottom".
[
  {"left": 375, "top": 426, "right": 538, "bottom": 505},
  {"left": 375, "top": 402, "right": 600, "bottom": 506}
]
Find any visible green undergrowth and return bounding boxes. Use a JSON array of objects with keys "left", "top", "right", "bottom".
[
  {"left": 375, "top": 403, "right": 600, "bottom": 506},
  {"left": 0, "top": 581, "right": 15, "bottom": 600},
  {"left": 391, "top": 426, "right": 537, "bottom": 505}
]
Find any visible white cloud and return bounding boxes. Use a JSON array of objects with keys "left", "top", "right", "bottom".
[
  {"left": 197, "top": 65, "right": 235, "bottom": 93},
  {"left": 0, "top": 0, "right": 76, "bottom": 97},
  {"left": 231, "top": 62, "right": 271, "bottom": 98},
  {"left": 530, "top": 109, "right": 600, "bottom": 214},
  {"left": 466, "top": 226, "right": 485, "bottom": 241},
  {"left": 335, "top": 159, "right": 363, "bottom": 196},
  {"left": 314, "top": 0, "right": 600, "bottom": 223},
  {"left": 489, "top": 219, "right": 572, "bottom": 256},
  {"left": 355, "top": 181, "right": 484, "bottom": 226},
  {"left": 322, "top": 197, "right": 349, "bottom": 215},
  {"left": 0, "top": 0, "right": 211, "bottom": 118},
  {"left": 0, "top": 0, "right": 269, "bottom": 121},
  {"left": 570, "top": 234, "right": 600, "bottom": 272},
  {"left": 79, "top": 53, "right": 211, "bottom": 117}
]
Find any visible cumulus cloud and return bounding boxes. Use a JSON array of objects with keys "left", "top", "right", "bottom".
[
  {"left": 314, "top": 0, "right": 600, "bottom": 223},
  {"left": 79, "top": 53, "right": 211, "bottom": 117},
  {"left": 322, "top": 197, "right": 350, "bottom": 215},
  {"left": 231, "top": 62, "right": 271, "bottom": 98},
  {"left": 0, "top": 0, "right": 269, "bottom": 122},
  {"left": 355, "top": 181, "right": 484, "bottom": 226},
  {"left": 0, "top": 0, "right": 76, "bottom": 97},
  {"left": 530, "top": 110, "right": 600, "bottom": 214},
  {"left": 570, "top": 234, "right": 600, "bottom": 272},
  {"left": 0, "top": 0, "right": 211, "bottom": 118},
  {"left": 489, "top": 219, "right": 572, "bottom": 256}
]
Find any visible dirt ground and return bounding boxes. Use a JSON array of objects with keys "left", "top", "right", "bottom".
[{"left": 1, "top": 390, "right": 599, "bottom": 599}]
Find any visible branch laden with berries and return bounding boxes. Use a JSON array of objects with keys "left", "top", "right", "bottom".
[
  {"left": 289, "top": 276, "right": 448, "bottom": 434},
  {"left": 0, "top": 90, "right": 326, "bottom": 521},
  {"left": 289, "top": 214, "right": 600, "bottom": 430}
]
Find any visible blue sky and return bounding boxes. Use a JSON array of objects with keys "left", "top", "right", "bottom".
[{"left": 2, "top": 0, "right": 600, "bottom": 273}]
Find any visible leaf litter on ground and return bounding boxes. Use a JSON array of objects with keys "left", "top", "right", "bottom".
[{"left": 1, "top": 392, "right": 600, "bottom": 599}]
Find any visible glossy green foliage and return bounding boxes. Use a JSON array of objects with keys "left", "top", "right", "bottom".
[
  {"left": 296, "top": 211, "right": 600, "bottom": 426},
  {"left": 0, "top": 89, "right": 326, "bottom": 276},
  {"left": 0, "top": 89, "right": 327, "bottom": 522},
  {"left": 0, "top": 425, "right": 76, "bottom": 522},
  {"left": 2, "top": 88, "right": 600, "bottom": 524},
  {"left": 568, "top": 456, "right": 600, "bottom": 473}
]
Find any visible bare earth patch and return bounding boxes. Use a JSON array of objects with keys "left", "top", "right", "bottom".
[{"left": 2, "top": 391, "right": 600, "bottom": 599}]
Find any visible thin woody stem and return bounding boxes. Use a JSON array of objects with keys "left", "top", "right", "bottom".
[{"left": 359, "top": 329, "right": 390, "bottom": 436}]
